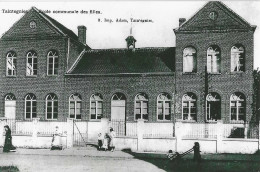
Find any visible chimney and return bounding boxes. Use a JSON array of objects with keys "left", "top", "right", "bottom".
[
  {"left": 179, "top": 18, "right": 186, "bottom": 26},
  {"left": 78, "top": 25, "right": 86, "bottom": 44}
]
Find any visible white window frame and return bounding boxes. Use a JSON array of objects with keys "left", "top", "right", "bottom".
[
  {"left": 134, "top": 93, "right": 148, "bottom": 121},
  {"left": 90, "top": 93, "right": 103, "bottom": 120},
  {"left": 230, "top": 93, "right": 245, "bottom": 121},
  {"left": 47, "top": 50, "right": 58, "bottom": 76},
  {"left": 206, "top": 93, "right": 221, "bottom": 121},
  {"left": 26, "top": 51, "right": 37, "bottom": 76},
  {"left": 182, "top": 93, "right": 197, "bottom": 121},
  {"left": 6, "top": 51, "right": 17, "bottom": 76},
  {"left": 207, "top": 46, "right": 221, "bottom": 74},
  {"left": 231, "top": 45, "right": 245, "bottom": 72},
  {"left": 157, "top": 93, "right": 171, "bottom": 121},
  {"left": 46, "top": 94, "right": 58, "bottom": 120},
  {"left": 69, "top": 94, "right": 82, "bottom": 120},
  {"left": 25, "top": 94, "right": 37, "bottom": 120},
  {"left": 183, "top": 47, "right": 197, "bottom": 73}
]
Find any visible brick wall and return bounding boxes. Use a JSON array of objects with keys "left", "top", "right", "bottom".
[
  {"left": 0, "top": 38, "right": 68, "bottom": 120},
  {"left": 64, "top": 75, "right": 175, "bottom": 122},
  {"left": 175, "top": 31, "right": 255, "bottom": 122}
]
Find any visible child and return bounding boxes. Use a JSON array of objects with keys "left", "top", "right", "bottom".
[
  {"left": 97, "top": 133, "right": 103, "bottom": 151},
  {"left": 102, "top": 133, "right": 108, "bottom": 151},
  {"left": 167, "top": 150, "right": 175, "bottom": 161}
]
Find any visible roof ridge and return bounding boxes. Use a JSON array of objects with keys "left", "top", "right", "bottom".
[
  {"left": 216, "top": 1, "right": 252, "bottom": 27},
  {"left": 32, "top": 7, "right": 66, "bottom": 36},
  {"left": 175, "top": 1, "right": 253, "bottom": 32},
  {"left": 67, "top": 49, "right": 86, "bottom": 74}
]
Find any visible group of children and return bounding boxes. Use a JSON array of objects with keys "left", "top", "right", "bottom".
[{"left": 97, "top": 128, "right": 116, "bottom": 151}]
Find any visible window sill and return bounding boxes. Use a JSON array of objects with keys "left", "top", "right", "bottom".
[
  {"left": 134, "top": 119, "right": 149, "bottom": 122},
  {"left": 230, "top": 71, "right": 245, "bottom": 74},
  {"left": 229, "top": 120, "right": 245, "bottom": 124},
  {"left": 89, "top": 119, "right": 101, "bottom": 122},
  {"left": 157, "top": 120, "right": 172, "bottom": 122},
  {"left": 205, "top": 120, "right": 219, "bottom": 123},
  {"left": 6, "top": 75, "right": 17, "bottom": 78},
  {"left": 208, "top": 73, "right": 221, "bottom": 75},
  {"left": 176, "top": 119, "right": 196, "bottom": 123},
  {"left": 26, "top": 75, "right": 37, "bottom": 78},
  {"left": 182, "top": 72, "right": 197, "bottom": 75},
  {"left": 45, "top": 119, "right": 58, "bottom": 121},
  {"left": 47, "top": 75, "right": 58, "bottom": 77}
]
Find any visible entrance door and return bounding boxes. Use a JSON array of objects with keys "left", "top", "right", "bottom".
[
  {"left": 111, "top": 93, "right": 126, "bottom": 136},
  {"left": 111, "top": 100, "right": 125, "bottom": 120},
  {"left": 5, "top": 94, "right": 16, "bottom": 119}
]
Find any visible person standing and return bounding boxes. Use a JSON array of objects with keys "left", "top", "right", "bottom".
[
  {"left": 3, "top": 125, "right": 16, "bottom": 152},
  {"left": 109, "top": 128, "right": 116, "bottom": 152},
  {"left": 51, "top": 126, "right": 62, "bottom": 150}
]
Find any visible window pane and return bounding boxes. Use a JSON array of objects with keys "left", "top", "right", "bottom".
[
  {"left": 91, "top": 114, "right": 96, "bottom": 119},
  {"left": 70, "top": 102, "right": 75, "bottom": 108},
  {"left": 165, "top": 114, "right": 170, "bottom": 120},
  {"left": 97, "top": 109, "right": 102, "bottom": 114},
  {"left": 97, "top": 102, "right": 102, "bottom": 108},
  {"left": 158, "top": 114, "right": 163, "bottom": 120},
  {"left": 142, "top": 108, "right": 148, "bottom": 114},
  {"left": 91, "top": 108, "right": 96, "bottom": 114},
  {"left": 136, "top": 114, "right": 141, "bottom": 120},
  {"left": 47, "top": 113, "right": 52, "bottom": 119},
  {"left": 32, "top": 112, "right": 37, "bottom": 118},
  {"left": 158, "top": 102, "right": 163, "bottom": 108},
  {"left": 165, "top": 108, "right": 170, "bottom": 115},
  {"left": 165, "top": 102, "right": 170, "bottom": 108},
  {"left": 135, "top": 109, "right": 141, "bottom": 114},
  {"left": 76, "top": 114, "right": 81, "bottom": 119},
  {"left": 143, "top": 114, "right": 148, "bottom": 120},
  {"left": 53, "top": 113, "right": 58, "bottom": 119},
  {"left": 26, "top": 113, "right": 31, "bottom": 119},
  {"left": 142, "top": 102, "right": 148, "bottom": 108}
]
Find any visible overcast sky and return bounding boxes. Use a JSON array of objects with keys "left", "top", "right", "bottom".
[{"left": 0, "top": 1, "right": 259, "bottom": 69}]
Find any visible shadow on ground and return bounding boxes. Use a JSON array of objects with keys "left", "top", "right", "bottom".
[{"left": 121, "top": 149, "right": 260, "bottom": 172}]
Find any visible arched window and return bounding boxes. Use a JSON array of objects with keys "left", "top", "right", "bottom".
[
  {"left": 182, "top": 93, "right": 197, "bottom": 120},
  {"left": 206, "top": 92, "right": 221, "bottom": 121},
  {"left": 157, "top": 93, "right": 171, "bottom": 121},
  {"left": 231, "top": 44, "right": 245, "bottom": 72},
  {"left": 6, "top": 51, "right": 17, "bottom": 76},
  {"left": 46, "top": 93, "right": 58, "bottom": 120},
  {"left": 5, "top": 93, "right": 16, "bottom": 119},
  {"left": 135, "top": 93, "right": 148, "bottom": 120},
  {"left": 26, "top": 51, "right": 37, "bottom": 76},
  {"left": 90, "top": 93, "right": 103, "bottom": 120},
  {"left": 183, "top": 47, "right": 197, "bottom": 73},
  {"left": 69, "top": 93, "right": 82, "bottom": 119},
  {"left": 47, "top": 50, "right": 58, "bottom": 75},
  {"left": 230, "top": 92, "right": 245, "bottom": 121},
  {"left": 25, "top": 93, "right": 37, "bottom": 119},
  {"left": 207, "top": 45, "right": 221, "bottom": 73}
]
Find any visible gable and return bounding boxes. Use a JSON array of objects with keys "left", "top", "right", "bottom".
[
  {"left": 1, "top": 8, "right": 64, "bottom": 40},
  {"left": 176, "top": 1, "right": 253, "bottom": 32}
]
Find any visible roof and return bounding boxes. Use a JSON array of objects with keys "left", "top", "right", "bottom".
[
  {"left": 67, "top": 47, "right": 175, "bottom": 75},
  {"left": 174, "top": 1, "right": 256, "bottom": 32},
  {"left": 32, "top": 7, "right": 78, "bottom": 40}
]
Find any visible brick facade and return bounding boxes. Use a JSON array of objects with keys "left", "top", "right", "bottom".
[{"left": 0, "top": 2, "right": 257, "bottom": 123}]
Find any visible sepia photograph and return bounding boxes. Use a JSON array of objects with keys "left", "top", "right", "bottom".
[{"left": 0, "top": 0, "right": 259, "bottom": 171}]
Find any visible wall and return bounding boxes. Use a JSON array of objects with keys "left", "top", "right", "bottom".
[
  {"left": 65, "top": 75, "right": 175, "bottom": 122},
  {"left": 175, "top": 31, "right": 255, "bottom": 122}
]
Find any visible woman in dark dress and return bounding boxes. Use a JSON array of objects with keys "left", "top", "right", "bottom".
[{"left": 3, "top": 125, "right": 16, "bottom": 152}]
